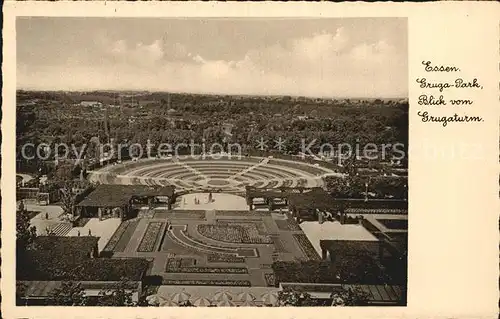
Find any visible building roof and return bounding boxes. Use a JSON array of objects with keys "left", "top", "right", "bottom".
[{"left": 77, "top": 184, "right": 175, "bottom": 207}]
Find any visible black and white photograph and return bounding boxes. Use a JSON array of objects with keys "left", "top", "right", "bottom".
[{"left": 15, "top": 17, "right": 409, "bottom": 307}]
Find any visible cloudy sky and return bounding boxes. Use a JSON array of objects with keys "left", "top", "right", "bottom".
[{"left": 17, "top": 18, "right": 407, "bottom": 98}]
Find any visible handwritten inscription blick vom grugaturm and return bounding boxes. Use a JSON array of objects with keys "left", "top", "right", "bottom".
[{"left": 416, "top": 61, "right": 484, "bottom": 127}]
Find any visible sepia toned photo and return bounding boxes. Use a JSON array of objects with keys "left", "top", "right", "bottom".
[{"left": 14, "top": 17, "right": 409, "bottom": 307}]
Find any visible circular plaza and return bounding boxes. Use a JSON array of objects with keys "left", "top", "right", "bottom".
[{"left": 88, "top": 156, "right": 341, "bottom": 192}]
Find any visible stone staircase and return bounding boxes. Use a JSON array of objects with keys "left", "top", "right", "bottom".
[
  {"left": 50, "top": 223, "right": 72, "bottom": 236},
  {"left": 229, "top": 158, "right": 270, "bottom": 179},
  {"left": 172, "top": 158, "right": 209, "bottom": 180}
]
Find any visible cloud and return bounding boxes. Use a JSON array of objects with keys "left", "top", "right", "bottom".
[
  {"left": 18, "top": 27, "right": 407, "bottom": 98},
  {"left": 291, "top": 27, "right": 349, "bottom": 61}
]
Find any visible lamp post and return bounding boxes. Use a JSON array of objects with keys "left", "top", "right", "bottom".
[{"left": 364, "top": 181, "right": 369, "bottom": 202}]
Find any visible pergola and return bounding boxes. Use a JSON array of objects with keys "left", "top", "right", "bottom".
[
  {"left": 76, "top": 184, "right": 175, "bottom": 221},
  {"left": 244, "top": 186, "right": 309, "bottom": 211}
]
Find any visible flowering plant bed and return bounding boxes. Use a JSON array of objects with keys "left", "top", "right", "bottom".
[
  {"left": 162, "top": 279, "right": 251, "bottom": 287},
  {"left": 198, "top": 222, "right": 272, "bottom": 244},
  {"left": 103, "top": 222, "right": 129, "bottom": 252},
  {"left": 264, "top": 273, "right": 276, "bottom": 287},
  {"left": 165, "top": 257, "right": 197, "bottom": 270},
  {"left": 165, "top": 266, "right": 248, "bottom": 274},
  {"left": 137, "top": 222, "right": 165, "bottom": 252},
  {"left": 293, "top": 234, "right": 321, "bottom": 260},
  {"left": 271, "top": 237, "right": 288, "bottom": 253},
  {"left": 207, "top": 254, "right": 245, "bottom": 263},
  {"left": 346, "top": 208, "right": 407, "bottom": 214}
]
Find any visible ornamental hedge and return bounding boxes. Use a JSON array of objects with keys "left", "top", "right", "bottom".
[
  {"left": 162, "top": 279, "right": 251, "bottom": 287},
  {"left": 17, "top": 236, "right": 151, "bottom": 281},
  {"left": 18, "top": 250, "right": 151, "bottom": 281}
]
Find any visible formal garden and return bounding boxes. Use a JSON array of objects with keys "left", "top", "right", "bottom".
[{"left": 98, "top": 210, "right": 322, "bottom": 287}]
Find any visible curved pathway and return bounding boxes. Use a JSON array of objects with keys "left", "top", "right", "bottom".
[{"left": 169, "top": 225, "right": 258, "bottom": 258}]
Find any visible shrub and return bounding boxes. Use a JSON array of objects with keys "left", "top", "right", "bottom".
[
  {"left": 162, "top": 279, "right": 251, "bottom": 287},
  {"left": 207, "top": 254, "right": 245, "bottom": 263}
]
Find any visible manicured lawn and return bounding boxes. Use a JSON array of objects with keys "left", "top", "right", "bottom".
[
  {"left": 207, "top": 254, "right": 245, "bottom": 263},
  {"left": 197, "top": 222, "right": 272, "bottom": 244}
]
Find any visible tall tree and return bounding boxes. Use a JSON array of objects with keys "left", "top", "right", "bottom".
[
  {"left": 97, "top": 278, "right": 134, "bottom": 306},
  {"left": 16, "top": 282, "right": 28, "bottom": 306},
  {"left": 60, "top": 183, "right": 76, "bottom": 217},
  {"left": 16, "top": 205, "right": 37, "bottom": 252}
]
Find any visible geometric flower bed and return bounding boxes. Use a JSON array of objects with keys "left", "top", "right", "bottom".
[
  {"left": 166, "top": 258, "right": 197, "bottom": 269},
  {"left": 165, "top": 265, "right": 248, "bottom": 274},
  {"left": 293, "top": 234, "right": 321, "bottom": 261},
  {"left": 264, "top": 273, "right": 276, "bottom": 287},
  {"left": 198, "top": 224, "right": 242, "bottom": 243},
  {"left": 162, "top": 279, "right": 251, "bottom": 287},
  {"left": 197, "top": 222, "right": 272, "bottom": 244},
  {"left": 137, "top": 222, "right": 165, "bottom": 252},
  {"left": 271, "top": 237, "right": 288, "bottom": 253},
  {"left": 103, "top": 222, "right": 128, "bottom": 252},
  {"left": 207, "top": 254, "right": 245, "bottom": 263}
]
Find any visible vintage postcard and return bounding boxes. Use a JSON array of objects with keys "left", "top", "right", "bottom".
[{"left": 2, "top": 2, "right": 499, "bottom": 319}]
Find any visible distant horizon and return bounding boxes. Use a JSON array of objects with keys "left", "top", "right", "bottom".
[{"left": 17, "top": 88, "right": 408, "bottom": 101}]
